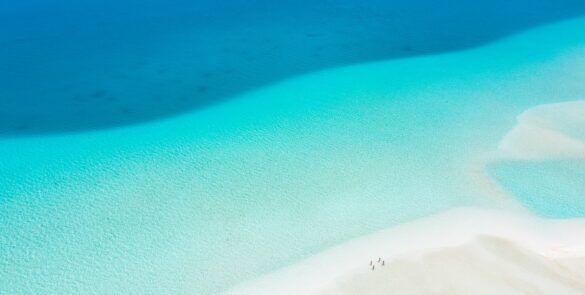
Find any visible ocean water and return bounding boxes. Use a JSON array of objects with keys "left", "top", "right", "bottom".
[
  {"left": 2, "top": 2, "right": 585, "bottom": 295},
  {"left": 2, "top": 0, "right": 585, "bottom": 135},
  {"left": 489, "top": 160, "right": 585, "bottom": 218},
  {"left": 487, "top": 101, "right": 585, "bottom": 218}
]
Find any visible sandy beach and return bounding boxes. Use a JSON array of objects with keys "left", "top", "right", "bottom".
[
  {"left": 226, "top": 208, "right": 585, "bottom": 294},
  {"left": 226, "top": 99, "right": 585, "bottom": 295},
  {"left": 3, "top": 13, "right": 585, "bottom": 293}
]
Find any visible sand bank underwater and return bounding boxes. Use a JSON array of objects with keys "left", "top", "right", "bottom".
[
  {"left": 227, "top": 99, "right": 585, "bottom": 294},
  {"left": 2, "top": 16, "right": 585, "bottom": 295}
]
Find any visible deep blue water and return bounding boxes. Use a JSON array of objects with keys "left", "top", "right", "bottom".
[
  {"left": 2, "top": 0, "right": 585, "bottom": 135},
  {"left": 3, "top": 3, "right": 585, "bottom": 293}
]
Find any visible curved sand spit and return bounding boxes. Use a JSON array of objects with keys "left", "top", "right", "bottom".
[
  {"left": 226, "top": 208, "right": 585, "bottom": 295},
  {"left": 227, "top": 101, "right": 585, "bottom": 295}
]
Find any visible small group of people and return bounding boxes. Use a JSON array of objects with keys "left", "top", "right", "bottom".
[{"left": 369, "top": 257, "right": 385, "bottom": 270}]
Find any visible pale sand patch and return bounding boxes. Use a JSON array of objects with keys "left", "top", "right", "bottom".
[
  {"left": 225, "top": 208, "right": 585, "bottom": 295},
  {"left": 313, "top": 101, "right": 585, "bottom": 294},
  {"left": 495, "top": 101, "right": 585, "bottom": 160},
  {"left": 320, "top": 236, "right": 585, "bottom": 295},
  {"left": 226, "top": 102, "right": 585, "bottom": 295},
  {"left": 469, "top": 100, "right": 585, "bottom": 203}
]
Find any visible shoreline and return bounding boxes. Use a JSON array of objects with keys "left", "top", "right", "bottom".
[
  {"left": 226, "top": 99, "right": 585, "bottom": 294},
  {"left": 3, "top": 16, "right": 585, "bottom": 294},
  {"left": 225, "top": 208, "right": 585, "bottom": 294}
]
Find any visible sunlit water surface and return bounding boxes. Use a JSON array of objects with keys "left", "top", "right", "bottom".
[{"left": 2, "top": 3, "right": 585, "bottom": 295}]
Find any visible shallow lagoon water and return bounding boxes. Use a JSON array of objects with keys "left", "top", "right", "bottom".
[
  {"left": 2, "top": 12, "right": 585, "bottom": 295},
  {"left": 489, "top": 160, "right": 585, "bottom": 218}
]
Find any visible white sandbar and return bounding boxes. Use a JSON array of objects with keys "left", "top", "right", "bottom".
[{"left": 226, "top": 208, "right": 585, "bottom": 294}]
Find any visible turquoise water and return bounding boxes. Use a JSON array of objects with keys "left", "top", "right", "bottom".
[
  {"left": 2, "top": 0, "right": 585, "bottom": 135},
  {"left": 486, "top": 100, "right": 585, "bottom": 218},
  {"left": 2, "top": 14, "right": 585, "bottom": 295},
  {"left": 489, "top": 160, "right": 585, "bottom": 218}
]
